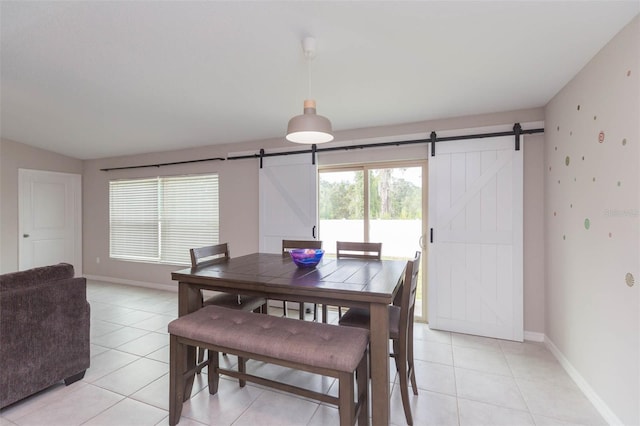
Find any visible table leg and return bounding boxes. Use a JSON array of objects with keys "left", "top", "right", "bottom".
[
  {"left": 178, "top": 282, "right": 201, "bottom": 401},
  {"left": 369, "top": 302, "right": 390, "bottom": 426}
]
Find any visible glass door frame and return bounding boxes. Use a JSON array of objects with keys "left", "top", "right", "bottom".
[{"left": 318, "top": 159, "right": 428, "bottom": 322}]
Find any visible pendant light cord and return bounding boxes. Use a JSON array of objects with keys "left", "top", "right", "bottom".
[{"left": 306, "top": 53, "right": 312, "bottom": 101}]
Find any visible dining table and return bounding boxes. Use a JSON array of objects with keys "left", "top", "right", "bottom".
[{"left": 171, "top": 252, "right": 407, "bottom": 426}]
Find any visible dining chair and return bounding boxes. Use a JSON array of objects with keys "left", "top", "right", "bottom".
[
  {"left": 328, "top": 241, "right": 383, "bottom": 321},
  {"left": 190, "top": 243, "right": 268, "bottom": 373},
  {"left": 281, "top": 239, "right": 323, "bottom": 321},
  {"left": 339, "top": 251, "right": 421, "bottom": 426}
]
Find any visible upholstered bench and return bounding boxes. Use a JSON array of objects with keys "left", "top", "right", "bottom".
[{"left": 168, "top": 305, "right": 369, "bottom": 426}]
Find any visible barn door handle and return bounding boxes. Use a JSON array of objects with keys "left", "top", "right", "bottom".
[{"left": 312, "top": 226, "right": 317, "bottom": 239}]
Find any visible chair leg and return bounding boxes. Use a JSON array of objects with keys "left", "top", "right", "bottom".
[
  {"left": 397, "top": 337, "right": 414, "bottom": 426},
  {"left": 282, "top": 300, "right": 288, "bottom": 317},
  {"left": 408, "top": 319, "right": 418, "bottom": 394},
  {"left": 299, "top": 302, "right": 305, "bottom": 320},
  {"left": 207, "top": 350, "right": 220, "bottom": 395},
  {"left": 392, "top": 339, "right": 401, "bottom": 372},
  {"left": 356, "top": 351, "right": 369, "bottom": 426},
  {"left": 322, "top": 305, "right": 328, "bottom": 323},
  {"left": 196, "top": 347, "right": 206, "bottom": 374},
  {"left": 238, "top": 356, "right": 247, "bottom": 388},
  {"left": 313, "top": 303, "right": 318, "bottom": 322}
]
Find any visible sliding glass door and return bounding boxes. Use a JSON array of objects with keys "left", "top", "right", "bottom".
[{"left": 319, "top": 161, "right": 427, "bottom": 319}]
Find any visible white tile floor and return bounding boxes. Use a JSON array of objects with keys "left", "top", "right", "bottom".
[{"left": 0, "top": 280, "right": 607, "bottom": 426}]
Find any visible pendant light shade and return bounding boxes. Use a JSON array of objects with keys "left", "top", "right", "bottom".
[
  {"left": 286, "top": 100, "right": 334, "bottom": 144},
  {"left": 286, "top": 37, "right": 334, "bottom": 144}
]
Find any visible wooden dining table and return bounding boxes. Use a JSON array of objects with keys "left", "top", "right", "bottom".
[{"left": 171, "top": 252, "right": 407, "bottom": 426}]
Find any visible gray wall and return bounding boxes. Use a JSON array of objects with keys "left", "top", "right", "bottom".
[
  {"left": 0, "top": 138, "right": 83, "bottom": 273},
  {"left": 544, "top": 16, "right": 639, "bottom": 425},
  {"left": 81, "top": 108, "right": 546, "bottom": 333}
]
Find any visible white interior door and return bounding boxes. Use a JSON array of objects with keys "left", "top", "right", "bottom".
[
  {"left": 19, "top": 169, "right": 82, "bottom": 275},
  {"left": 259, "top": 153, "right": 318, "bottom": 253},
  {"left": 428, "top": 136, "right": 523, "bottom": 341}
]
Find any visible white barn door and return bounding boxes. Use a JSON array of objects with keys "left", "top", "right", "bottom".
[
  {"left": 259, "top": 153, "right": 318, "bottom": 253},
  {"left": 428, "top": 136, "right": 523, "bottom": 341}
]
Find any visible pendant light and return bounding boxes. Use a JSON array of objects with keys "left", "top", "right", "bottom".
[{"left": 286, "top": 37, "right": 334, "bottom": 144}]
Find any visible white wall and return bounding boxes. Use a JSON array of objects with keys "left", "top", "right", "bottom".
[{"left": 544, "top": 16, "right": 639, "bottom": 425}]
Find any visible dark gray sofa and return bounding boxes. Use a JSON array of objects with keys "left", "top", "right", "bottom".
[{"left": 0, "top": 263, "right": 90, "bottom": 409}]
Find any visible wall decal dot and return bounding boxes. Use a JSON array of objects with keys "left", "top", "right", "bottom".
[
  {"left": 617, "top": 181, "right": 621, "bottom": 187},
  {"left": 574, "top": 177, "right": 577, "bottom": 182},
  {"left": 609, "top": 232, "right": 612, "bottom": 238},
  {"left": 549, "top": 166, "right": 552, "bottom": 171},
  {"left": 557, "top": 126, "right": 560, "bottom": 131},
  {"left": 570, "top": 203, "right": 573, "bottom": 208},
  {"left": 627, "top": 70, "right": 631, "bottom": 77},
  {"left": 593, "top": 177, "right": 596, "bottom": 182},
  {"left": 584, "top": 218, "right": 590, "bottom": 230},
  {"left": 565, "top": 156, "right": 570, "bottom": 166},
  {"left": 598, "top": 131, "right": 605, "bottom": 143},
  {"left": 555, "top": 146, "right": 558, "bottom": 151},
  {"left": 582, "top": 156, "right": 585, "bottom": 161},
  {"left": 563, "top": 235, "right": 566, "bottom": 240},
  {"left": 558, "top": 180, "right": 561, "bottom": 184},
  {"left": 570, "top": 131, "right": 573, "bottom": 136},
  {"left": 554, "top": 211, "right": 557, "bottom": 216},
  {"left": 577, "top": 105, "right": 581, "bottom": 110},
  {"left": 625, "top": 273, "right": 634, "bottom": 287},
  {"left": 594, "top": 115, "right": 597, "bottom": 120},
  {"left": 622, "top": 138, "right": 627, "bottom": 146}
]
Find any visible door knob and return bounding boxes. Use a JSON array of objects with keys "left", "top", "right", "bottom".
[{"left": 23, "top": 234, "right": 30, "bottom": 238}]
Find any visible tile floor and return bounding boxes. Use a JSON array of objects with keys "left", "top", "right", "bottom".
[{"left": 0, "top": 280, "right": 607, "bottom": 426}]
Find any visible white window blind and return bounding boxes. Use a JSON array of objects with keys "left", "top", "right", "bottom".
[
  {"left": 109, "top": 174, "right": 219, "bottom": 265},
  {"left": 160, "top": 175, "right": 219, "bottom": 265}
]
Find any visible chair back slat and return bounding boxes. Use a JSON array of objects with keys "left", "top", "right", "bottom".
[
  {"left": 190, "top": 243, "right": 230, "bottom": 268},
  {"left": 282, "top": 240, "right": 323, "bottom": 257},
  {"left": 336, "top": 241, "right": 382, "bottom": 260}
]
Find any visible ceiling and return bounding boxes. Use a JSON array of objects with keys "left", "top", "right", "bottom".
[{"left": 1, "top": 1, "right": 638, "bottom": 160}]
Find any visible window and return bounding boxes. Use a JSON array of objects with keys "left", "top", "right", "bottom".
[
  {"left": 319, "top": 161, "right": 427, "bottom": 319},
  {"left": 109, "top": 174, "right": 219, "bottom": 265}
]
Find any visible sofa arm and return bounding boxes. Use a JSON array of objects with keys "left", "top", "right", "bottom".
[{"left": 0, "top": 276, "right": 90, "bottom": 408}]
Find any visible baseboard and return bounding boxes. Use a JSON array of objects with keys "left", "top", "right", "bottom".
[
  {"left": 523, "top": 330, "right": 545, "bottom": 342},
  {"left": 84, "top": 274, "right": 177, "bottom": 293},
  {"left": 545, "top": 336, "right": 622, "bottom": 426}
]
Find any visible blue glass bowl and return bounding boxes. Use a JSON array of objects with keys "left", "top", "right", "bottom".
[{"left": 289, "top": 249, "right": 324, "bottom": 268}]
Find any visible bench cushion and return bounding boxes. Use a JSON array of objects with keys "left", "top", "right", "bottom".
[{"left": 169, "top": 305, "right": 369, "bottom": 373}]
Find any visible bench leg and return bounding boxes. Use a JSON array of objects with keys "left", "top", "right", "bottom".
[
  {"left": 208, "top": 350, "right": 220, "bottom": 395},
  {"left": 169, "top": 335, "right": 185, "bottom": 426},
  {"left": 338, "top": 371, "right": 355, "bottom": 426},
  {"left": 356, "top": 352, "right": 369, "bottom": 425}
]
